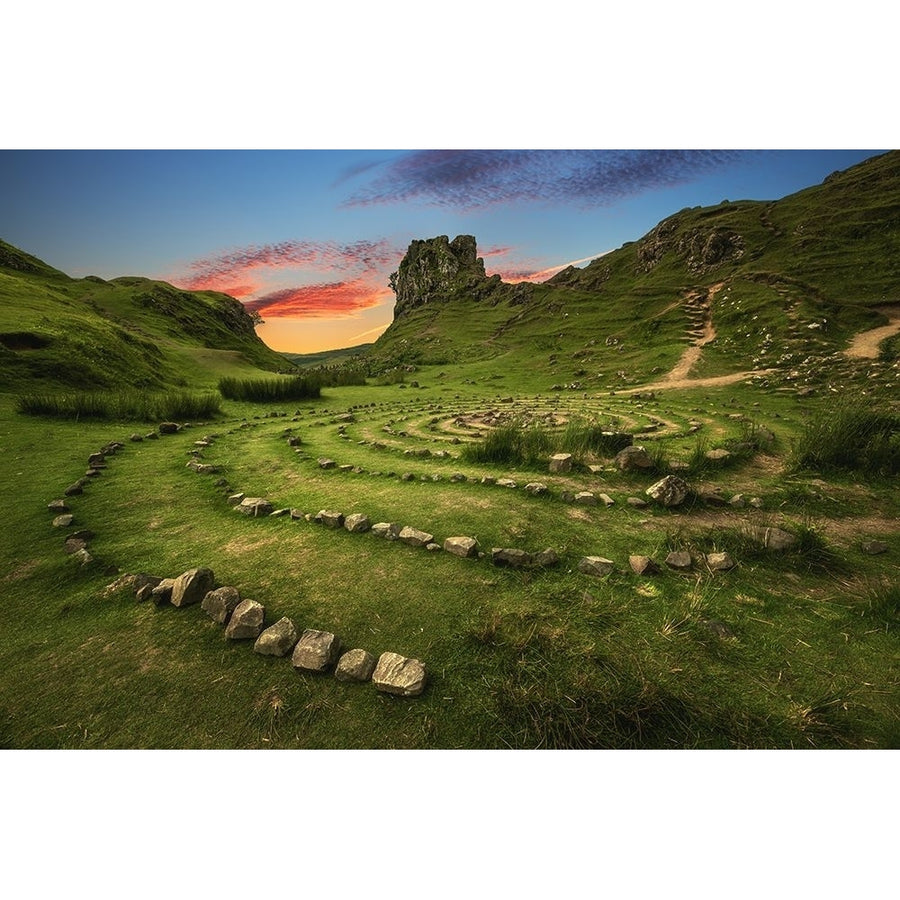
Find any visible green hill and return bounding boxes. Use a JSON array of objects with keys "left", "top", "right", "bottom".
[
  {"left": 0, "top": 239, "right": 294, "bottom": 391},
  {"left": 366, "top": 151, "right": 900, "bottom": 390}
]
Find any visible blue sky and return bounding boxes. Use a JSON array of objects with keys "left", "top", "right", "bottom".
[{"left": 0, "top": 148, "right": 885, "bottom": 351}]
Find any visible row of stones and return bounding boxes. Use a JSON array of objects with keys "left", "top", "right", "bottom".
[{"left": 124, "top": 567, "right": 427, "bottom": 697}]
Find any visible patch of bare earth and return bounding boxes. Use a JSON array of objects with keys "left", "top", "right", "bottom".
[
  {"left": 844, "top": 305, "right": 900, "bottom": 359},
  {"left": 2, "top": 559, "right": 41, "bottom": 583},
  {"left": 223, "top": 535, "right": 281, "bottom": 555}
]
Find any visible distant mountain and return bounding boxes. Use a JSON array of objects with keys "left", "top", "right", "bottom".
[
  {"left": 367, "top": 151, "right": 900, "bottom": 386},
  {"left": 0, "top": 239, "right": 294, "bottom": 391},
  {"left": 281, "top": 343, "right": 374, "bottom": 369}
]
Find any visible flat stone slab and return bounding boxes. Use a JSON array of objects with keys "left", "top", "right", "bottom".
[
  {"left": 372, "top": 652, "right": 427, "bottom": 697},
  {"left": 444, "top": 536, "right": 479, "bottom": 558},
  {"left": 399, "top": 526, "right": 433, "bottom": 547},
  {"left": 171, "top": 567, "right": 215, "bottom": 608},
  {"left": 201, "top": 586, "right": 241, "bottom": 624},
  {"left": 225, "top": 599, "right": 265, "bottom": 639},
  {"left": 292, "top": 629, "right": 341, "bottom": 672},
  {"left": 238, "top": 497, "right": 274, "bottom": 517},
  {"left": 334, "top": 648, "right": 377, "bottom": 683},
  {"left": 254, "top": 617, "right": 299, "bottom": 657},
  {"left": 578, "top": 556, "right": 615, "bottom": 577},
  {"left": 318, "top": 458, "right": 336, "bottom": 469},
  {"left": 491, "top": 548, "right": 532, "bottom": 568},
  {"left": 548, "top": 453, "right": 573, "bottom": 473},
  {"left": 574, "top": 492, "right": 597, "bottom": 505}
]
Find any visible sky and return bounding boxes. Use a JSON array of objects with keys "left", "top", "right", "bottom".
[{"left": 0, "top": 148, "right": 886, "bottom": 353}]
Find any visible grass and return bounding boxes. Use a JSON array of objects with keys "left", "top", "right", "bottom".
[
  {"left": 16, "top": 389, "right": 221, "bottom": 421},
  {"left": 218, "top": 374, "right": 322, "bottom": 402},
  {"left": 791, "top": 398, "right": 900, "bottom": 476}
]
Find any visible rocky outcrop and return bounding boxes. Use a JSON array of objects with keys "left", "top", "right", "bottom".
[
  {"left": 636, "top": 214, "right": 744, "bottom": 274},
  {"left": 389, "top": 235, "right": 501, "bottom": 317}
]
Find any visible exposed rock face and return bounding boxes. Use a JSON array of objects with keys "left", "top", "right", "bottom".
[
  {"left": 335, "top": 649, "right": 377, "bottom": 683},
  {"left": 292, "top": 630, "right": 341, "bottom": 672},
  {"left": 390, "top": 235, "right": 499, "bottom": 317},
  {"left": 170, "top": 567, "right": 215, "bottom": 607},
  {"left": 372, "top": 652, "right": 427, "bottom": 697},
  {"left": 254, "top": 617, "right": 299, "bottom": 657},
  {"left": 636, "top": 215, "right": 745, "bottom": 274}
]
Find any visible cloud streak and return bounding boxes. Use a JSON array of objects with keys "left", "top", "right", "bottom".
[
  {"left": 243, "top": 281, "right": 392, "bottom": 319},
  {"left": 344, "top": 149, "right": 746, "bottom": 210}
]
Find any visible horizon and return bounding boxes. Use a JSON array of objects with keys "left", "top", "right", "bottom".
[{"left": 0, "top": 148, "right": 886, "bottom": 354}]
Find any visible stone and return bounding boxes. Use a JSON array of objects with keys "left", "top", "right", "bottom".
[
  {"left": 254, "top": 617, "right": 299, "bottom": 657},
  {"left": 201, "top": 586, "right": 242, "bottom": 624},
  {"left": 578, "top": 556, "right": 615, "bottom": 577},
  {"left": 72, "top": 548, "right": 94, "bottom": 566},
  {"left": 549, "top": 453, "right": 573, "bottom": 473},
  {"left": 426, "top": 542, "right": 441, "bottom": 551},
  {"left": 598, "top": 493, "right": 615, "bottom": 507},
  {"left": 496, "top": 478, "right": 517, "bottom": 488},
  {"left": 315, "top": 509, "right": 345, "bottom": 528},
  {"left": 130, "top": 433, "right": 144, "bottom": 442},
  {"left": 704, "top": 620, "right": 735, "bottom": 639},
  {"left": 270, "top": 508, "right": 289, "bottom": 517},
  {"left": 150, "top": 578, "right": 176, "bottom": 604},
  {"left": 665, "top": 551, "right": 693, "bottom": 570},
  {"left": 87, "top": 452, "right": 105, "bottom": 467},
  {"left": 491, "top": 547, "right": 532, "bottom": 568},
  {"left": 344, "top": 513, "right": 371, "bottom": 533},
  {"left": 318, "top": 458, "right": 336, "bottom": 469},
  {"left": 290, "top": 509, "right": 305, "bottom": 520},
  {"left": 742, "top": 525, "right": 797, "bottom": 551},
  {"left": 225, "top": 599, "right": 266, "bottom": 639},
  {"left": 449, "top": 473, "right": 467, "bottom": 483},
  {"left": 707, "top": 552, "right": 735, "bottom": 571},
  {"left": 194, "top": 464, "right": 220, "bottom": 475},
  {"left": 159, "top": 422, "right": 179, "bottom": 434},
  {"left": 443, "top": 536, "right": 479, "bottom": 558},
  {"left": 237, "top": 497, "right": 274, "bottom": 517},
  {"left": 52, "top": 514, "right": 74, "bottom": 528},
  {"left": 399, "top": 526, "right": 434, "bottom": 547},
  {"left": 524, "top": 482, "right": 548, "bottom": 495},
  {"left": 533, "top": 548, "right": 560, "bottom": 567},
  {"left": 574, "top": 491, "right": 597, "bottom": 505},
  {"left": 47, "top": 500, "right": 69, "bottom": 513},
  {"left": 729, "top": 494, "right": 746, "bottom": 508},
  {"left": 334, "top": 649, "right": 377, "bottom": 683},
  {"left": 64, "top": 482, "right": 84, "bottom": 496},
  {"left": 646, "top": 475, "right": 690, "bottom": 507},
  {"left": 698, "top": 486, "right": 728, "bottom": 506},
  {"left": 626, "top": 497, "right": 648, "bottom": 508},
  {"left": 68, "top": 529, "right": 94, "bottom": 542},
  {"left": 372, "top": 522, "right": 403, "bottom": 540},
  {"left": 480, "top": 476, "right": 496, "bottom": 485},
  {"left": 170, "top": 567, "right": 215, "bottom": 608},
  {"left": 291, "top": 629, "right": 341, "bottom": 672},
  {"left": 705, "top": 448, "right": 731, "bottom": 462},
  {"left": 400, "top": 472, "right": 415, "bottom": 482},
  {"left": 64, "top": 537, "right": 88, "bottom": 554},
  {"left": 860, "top": 540, "right": 888, "bottom": 555},
  {"left": 615, "top": 445, "right": 653, "bottom": 471},
  {"left": 629, "top": 555, "right": 659, "bottom": 575},
  {"left": 372, "top": 652, "right": 427, "bottom": 697},
  {"left": 227, "top": 493, "right": 246, "bottom": 506}
]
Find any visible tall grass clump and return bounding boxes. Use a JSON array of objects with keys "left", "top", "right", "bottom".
[
  {"left": 16, "top": 390, "right": 221, "bottom": 421},
  {"left": 462, "top": 417, "right": 628, "bottom": 468},
  {"left": 218, "top": 375, "right": 322, "bottom": 402},
  {"left": 791, "top": 397, "right": 900, "bottom": 476}
]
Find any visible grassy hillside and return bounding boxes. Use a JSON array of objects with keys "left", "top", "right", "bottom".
[
  {"left": 0, "top": 238, "right": 294, "bottom": 391},
  {"left": 365, "top": 151, "right": 900, "bottom": 392}
]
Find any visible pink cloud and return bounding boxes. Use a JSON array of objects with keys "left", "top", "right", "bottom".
[{"left": 243, "top": 280, "right": 392, "bottom": 319}]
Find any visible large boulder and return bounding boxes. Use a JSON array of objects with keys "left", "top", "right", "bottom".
[
  {"left": 225, "top": 599, "right": 265, "bottom": 639},
  {"left": 399, "top": 526, "right": 433, "bottom": 547},
  {"left": 334, "top": 649, "right": 377, "bottom": 683},
  {"left": 549, "top": 453, "right": 573, "bottom": 473},
  {"left": 615, "top": 445, "right": 653, "bottom": 471},
  {"left": 201, "top": 586, "right": 242, "bottom": 624},
  {"left": 170, "top": 567, "right": 215, "bottom": 608},
  {"left": 292, "top": 629, "right": 341, "bottom": 672},
  {"left": 444, "top": 536, "right": 479, "bottom": 558},
  {"left": 254, "top": 617, "right": 299, "bottom": 657},
  {"left": 372, "top": 652, "right": 427, "bottom": 697},
  {"left": 646, "top": 475, "right": 690, "bottom": 507}
]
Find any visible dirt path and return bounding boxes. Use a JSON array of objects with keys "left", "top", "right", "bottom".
[
  {"left": 844, "top": 306, "right": 900, "bottom": 359},
  {"left": 662, "top": 282, "right": 724, "bottom": 382}
]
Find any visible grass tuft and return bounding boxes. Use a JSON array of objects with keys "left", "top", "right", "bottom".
[
  {"left": 218, "top": 375, "right": 322, "bottom": 402},
  {"left": 16, "top": 389, "right": 221, "bottom": 421}
]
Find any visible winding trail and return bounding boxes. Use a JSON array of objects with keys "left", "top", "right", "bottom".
[
  {"left": 663, "top": 282, "right": 724, "bottom": 383},
  {"left": 844, "top": 306, "right": 900, "bottom": 359}
]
